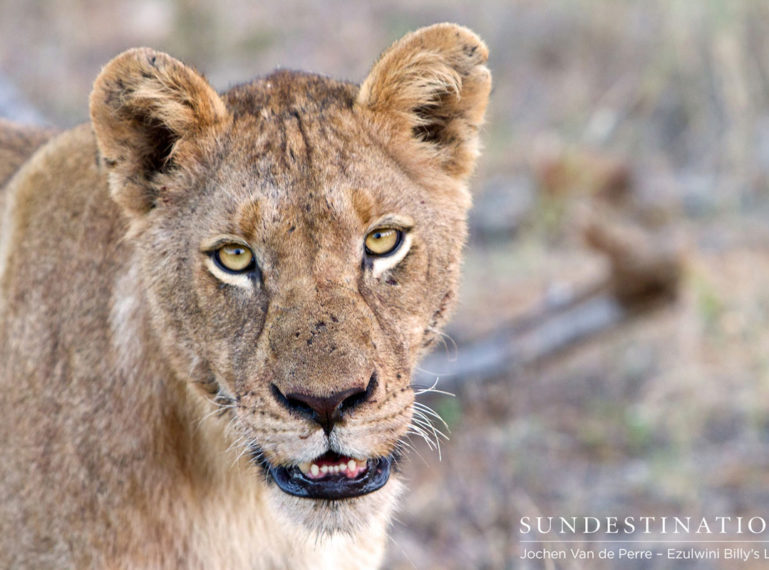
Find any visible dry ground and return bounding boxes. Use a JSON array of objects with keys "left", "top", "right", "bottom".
[{"left": 3, "top": 1, "right": 769, "bottom": 568}]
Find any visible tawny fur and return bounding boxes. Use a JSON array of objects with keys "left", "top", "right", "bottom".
[{"left": 0, "top": 23, "right": 490, "bottom": 568}]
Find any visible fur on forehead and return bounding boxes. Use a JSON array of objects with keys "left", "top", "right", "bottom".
[{"left": 89, "top": 24, "right": 489, "bottom": 238}]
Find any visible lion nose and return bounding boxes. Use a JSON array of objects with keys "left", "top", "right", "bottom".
[{"left": 271, "top": 373, "right": 377, "bottom": 434}]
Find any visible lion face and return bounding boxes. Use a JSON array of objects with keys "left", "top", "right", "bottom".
[{"left": 89, "top": 25, "right": 490, "bottom": 534}]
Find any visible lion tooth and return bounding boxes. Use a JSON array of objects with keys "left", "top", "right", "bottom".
[{"left": 300, "top": 457, "right": 369, "bottom": 479}]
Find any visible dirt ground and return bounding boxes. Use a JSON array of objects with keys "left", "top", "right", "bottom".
[{"left": 4, "top": 1, "right": 769, "bottom": 568}]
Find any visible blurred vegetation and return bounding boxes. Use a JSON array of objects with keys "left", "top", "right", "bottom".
[{"left": 4, "top": 0, "right": 769, "bottom": 568}]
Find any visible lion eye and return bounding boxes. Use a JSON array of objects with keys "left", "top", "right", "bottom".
[
  {"left": 214, "top": 244, "right": 255, "bottom": 273},
  {"left": 364, "top": 228, "right": 402, "bottom": 256}
]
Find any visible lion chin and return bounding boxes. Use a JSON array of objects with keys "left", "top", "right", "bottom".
[{"left": 265, "top": 474, "right": 404, "bottom": 537}]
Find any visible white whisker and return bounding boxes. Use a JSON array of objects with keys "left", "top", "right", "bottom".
[
  {"left": 424, "top": 326, "right": 458, "bottom": 361},
  {"left": 412, "top": 376, "right": 455, "bottom": 398},
  {"left": 413, "top": 401, "right": 450, "bottom": 432},
  {"left": 195, "top": 402, "right": 236, "bottom": 428},
  {"left": 395, "top": 437, "right": 430, "bottom": 467},
  {"left": 408, "top": 396, "right": 451, "bottom": 460}
]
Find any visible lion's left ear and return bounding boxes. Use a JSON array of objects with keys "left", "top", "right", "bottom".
[
  {"left": 90, "top": 48, "right": 229, "bottom": 218},
  {"left": 357, "top": 23, "right": 491, "bottom": 181}
]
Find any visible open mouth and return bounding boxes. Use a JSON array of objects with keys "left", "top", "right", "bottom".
[{"left": 264, "top": 451, "right": 392, "bottom": 500}]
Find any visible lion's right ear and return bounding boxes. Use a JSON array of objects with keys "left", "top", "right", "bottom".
[{"left": 90, "top": 48, "right": 229, "bottom": 217}]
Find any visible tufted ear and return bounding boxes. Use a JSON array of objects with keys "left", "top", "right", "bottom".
[
  {"left": 357, "top": 23, "right": 491, "bottom": 181},
  {"left": 90, "top": 48, "right": 229, "bottom": 217}
]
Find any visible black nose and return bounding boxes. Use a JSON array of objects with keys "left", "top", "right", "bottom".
[{"left": 272, "top": 373, "right": 377, "bottom": 434}]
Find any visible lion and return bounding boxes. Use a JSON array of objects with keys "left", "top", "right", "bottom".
[{"left": 0, "top": 23, "right": 490, "bottom": 568}]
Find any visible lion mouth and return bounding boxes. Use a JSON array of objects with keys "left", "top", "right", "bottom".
[{"left": 265, "top": 451, "right": 392, "bottom": 500}]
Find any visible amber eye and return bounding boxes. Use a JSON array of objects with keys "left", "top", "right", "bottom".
[
  {"left": 214, "top": 244, "right": 255, "bottom": 273},
  {"left": 364, "top": 228, "right": 403, "bottom": 256}
]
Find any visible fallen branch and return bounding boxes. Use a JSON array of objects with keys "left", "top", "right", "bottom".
[
  {"left": 415, "top": 282, "right": 621, "bottom": 390},
  {"left": 415, "top": 205, "right": 683, "bottom": 391}
]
